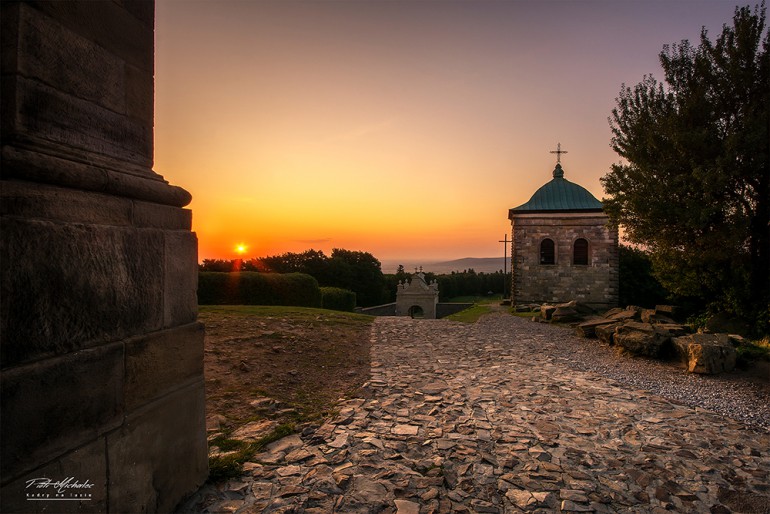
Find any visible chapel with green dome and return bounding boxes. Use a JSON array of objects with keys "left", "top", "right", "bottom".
[{"left": 507, "top": 146, "right": 618, "bottom": 309}]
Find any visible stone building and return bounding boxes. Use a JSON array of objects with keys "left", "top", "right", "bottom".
[
  {"left": 395, "top": 272, "right": 439, "bottom": 319},
  {"left": 1, "top": 2, "right": 206, "bottom": 512},
  {"left": 508, "top": 157, "right": 618, "bottom": 310}
]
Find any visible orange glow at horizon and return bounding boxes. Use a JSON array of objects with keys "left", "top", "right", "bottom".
[{"left": 155, "top": 1, "right": 737, "bottom": 264}]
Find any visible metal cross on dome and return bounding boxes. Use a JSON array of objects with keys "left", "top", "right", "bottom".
[{"left": 550, "top": 142, "right": 568, "bottom": 163}]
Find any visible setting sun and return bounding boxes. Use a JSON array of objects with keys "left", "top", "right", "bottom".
[{"left": 235, "top": 243, "right": 248, "bottom": 255}]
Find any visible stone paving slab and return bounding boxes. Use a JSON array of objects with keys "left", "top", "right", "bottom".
[{"left": 182, "top": 314, "right": 770, "bottom": 513}]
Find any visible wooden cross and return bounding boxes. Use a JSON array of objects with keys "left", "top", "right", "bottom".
[
  {"left": 550, "top": 142, "right": 568, "bottom": 163},
  {"left": 498, "top": 234, "right": 510, "bottom": 299}
]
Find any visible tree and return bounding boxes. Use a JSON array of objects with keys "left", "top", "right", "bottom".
[
  {"left": 602, "top": 4, "right": 769, "bottom": 329},
  {"left": 395, "top": 265, "right": 409, "bottom": 282},
  {"left": 260, "top": 249, "right": 331, "bottom": 282},
  {"left": 329, "top": 249, "right": 386, "bottom": 307}
]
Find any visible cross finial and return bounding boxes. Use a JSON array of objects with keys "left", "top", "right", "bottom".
[{"left": 550, "top": 142, "right": 568, "bottom": 164}]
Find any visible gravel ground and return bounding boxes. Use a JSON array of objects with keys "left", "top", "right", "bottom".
[{"left": 484, "top": 313, "right": 770, "bottom": 432}]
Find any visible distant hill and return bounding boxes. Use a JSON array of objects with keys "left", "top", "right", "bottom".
[
  {"left": 381, "top": 257, "right": 505, "bottom": 275},
  {"left": 427, "top": 257, "right": 505, "bottom": 274}
]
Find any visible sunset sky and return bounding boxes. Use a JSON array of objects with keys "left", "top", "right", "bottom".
[{"left": 154, "top": 0, "right": 739, "bottom": 266}]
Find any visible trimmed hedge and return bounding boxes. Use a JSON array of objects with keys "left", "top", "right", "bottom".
[
  {"left": 320, "top": 287, "right": 357, "bottom": 312},
  {"left": 198, "top": 272, "right": 322, "bottom": 307}
]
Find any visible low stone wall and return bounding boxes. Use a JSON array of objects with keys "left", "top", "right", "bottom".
[
  {"left": 359, "top": 303, "right": 397, "bottom": 316},
  {"left": 359, "top": 302, "right": 475, "bottom": 319}
]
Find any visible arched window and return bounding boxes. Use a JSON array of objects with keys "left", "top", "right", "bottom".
[
  {"left": 573, "top": 238, "right": 589, "bottom": 265},
  {"left": 540, "top": 238, "right": 555, "bottom": 265}
]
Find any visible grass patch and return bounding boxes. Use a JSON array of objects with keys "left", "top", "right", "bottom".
[
  {"left": 209, "top": 423, "right": 295, "bottom": 482},
  {"left": 201, "top": 304, "right": 373, "bottom": 483},
  {"left": 199, "top": 304, "right": 373, "bottom": 324},
  {"left": 737, "top": 337, "right": 770, "bottom": 364},
  {"left": 445, "top": 304, "right": 493, "bottom": 323},
  {"left": 209, "top": 435, "right": 246, "bottom": 452}
]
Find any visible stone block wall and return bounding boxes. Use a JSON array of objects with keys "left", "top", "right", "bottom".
[
  {"left": 510, "top": 213, "right": 619, "bottom": 310},
  {"left": 1, "top": 2, "right": 207, "bottom": 512},
  {"left": 435, "top": 303, "right": 475, "bottom": 319}
]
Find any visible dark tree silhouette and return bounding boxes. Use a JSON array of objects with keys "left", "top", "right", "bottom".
[{"left": 602, "top": 4, "right": 769, "bottom": 329}]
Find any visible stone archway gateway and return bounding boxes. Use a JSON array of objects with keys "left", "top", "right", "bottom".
[
  {"left": 395, "top": 272, "right": 439, "bottom": 319},
  {"left": 1, "top": 2, "right": 207, "bottom": 512}
]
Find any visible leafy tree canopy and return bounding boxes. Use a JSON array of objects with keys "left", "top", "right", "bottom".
[
  {"left": 601, "top": 4, "right": 769, "bottom": 330},
  {"left": 256, "top": 248, "right": 386, "bottom": 307}
]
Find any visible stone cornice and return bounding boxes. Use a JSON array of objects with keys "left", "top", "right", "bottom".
[{"left": 1, "top": 143, "right": 192, "bottom": 207}]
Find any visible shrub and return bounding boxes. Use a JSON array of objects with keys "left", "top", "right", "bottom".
[
  {"left": 320, "top": 287, "right": 357, "bottom": 312},
  {"left": 198, "top": 272, "right": 322, "bottom": 307}
]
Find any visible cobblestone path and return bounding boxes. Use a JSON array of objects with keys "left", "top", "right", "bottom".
[{"left": 184, "top": 314, "right": 770, "bottom": 514}]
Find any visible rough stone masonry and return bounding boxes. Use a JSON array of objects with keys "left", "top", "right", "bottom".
[
  {"left": 1, "top": 1, "right": 207, "bottom": 512},
  {"left": 508, "top": 161, "right": 619, "bottom": 311}
]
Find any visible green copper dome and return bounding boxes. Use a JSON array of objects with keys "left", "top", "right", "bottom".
[{"left": 510, "top": 163, "right": 603, "bottom": 214}]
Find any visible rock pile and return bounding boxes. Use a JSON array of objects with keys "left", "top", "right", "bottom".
[
  {"left": 518, "top": 302, "right": 743, "bottom": 376},
  {"left": 576, "top": 305, "right": 739, "bottom": 375},
  {"left": 517, "top": 300, "right": 594, "bottom": 323}
]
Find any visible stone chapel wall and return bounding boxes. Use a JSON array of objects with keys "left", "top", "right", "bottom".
[
  {"left": 1, "top": 1, "right": 207, "bottom": 512},
  {"left": 511, "top": 214, "right": 619, "bottom": 309}
]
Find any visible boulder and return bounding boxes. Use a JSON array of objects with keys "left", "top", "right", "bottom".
[
  {"left": 655, "top": 305, "right": 680, "bottom": 319},
  {"left": 640, "top": 308, "right": 656, "bottom": 323},
  {"left": 556, "top": 300, "right": 595, "bottom": 317},
  {"left": 595, "top": 323, "right": 620, "bottom": 345},
  {"left": 614, "top": 323, "right": 671, "bottom": 357},
  {"left": 603, "top": 307, "right": 625, "bottom": 318},
  {"left": 641, "top": 309, "right": 676, "bottom": 325},
  {"left": 551, "top": 306, "right": 580, "bottom": 323},
  {"left": 514, "top": 304, "right": 532, "bottom": 313},
  {"left": 576, "top": 318, "right": 618, "bottom": 338},
  {"left": 542, "top": 301, "right": 593, "bottom": 322},
  {"left": 620, "top": 321, "right": 655, "bottom": 333},
  {"left": 654, "top": 323, "right": 690, "bottom": 337},
  {"left": 673, "top": 334, "right": 737, "bottom": 374},
  {"left": 605, "top": 308, "right": 641, "bottom": 323}
]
